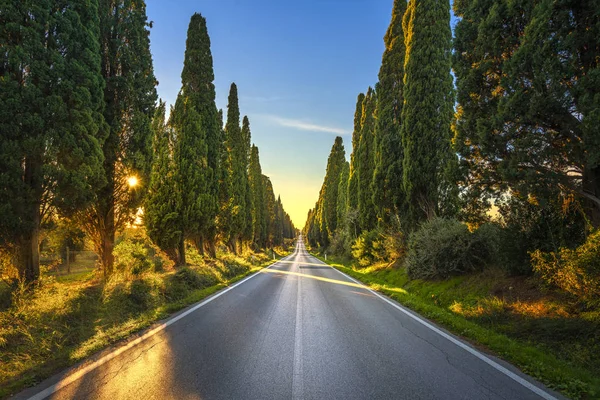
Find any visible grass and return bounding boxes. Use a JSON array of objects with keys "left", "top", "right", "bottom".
[
  {"left": 315, "top": 254, "right": 600, "bottom": 400},
  {"left": 0, "top": 246, "right": 291, "bottom": 399}
]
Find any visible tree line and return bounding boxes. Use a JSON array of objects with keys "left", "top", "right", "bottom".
[
  {"left": 0, "top": 2, "right": 295, "bottom": 284},
  {"left": 305, "top": 0, "right": 599, "bottom": 276}
]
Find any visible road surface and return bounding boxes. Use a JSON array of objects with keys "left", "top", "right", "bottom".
[{"left": 17, "top": 237, "right": 563, "bottom": 400}]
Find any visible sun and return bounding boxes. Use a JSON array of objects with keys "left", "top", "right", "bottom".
[{"left": 127, "top": 176, "right": 139, "bottom": 188}]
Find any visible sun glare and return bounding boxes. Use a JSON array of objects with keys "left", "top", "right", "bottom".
[{"left": 127, "top": 176, "right": 139, "bottom": 187}]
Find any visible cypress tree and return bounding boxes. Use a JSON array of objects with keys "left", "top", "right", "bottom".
[
  {"left": 263, "top": 175, "right": 277, "bottom": 247},
  {"left": 401, "top": 0, "right": 455, "bottom": 228},
  {"left": 222, "top": 83, "right": 249, "bottom": 253},
  {"left": 241, "top": 116, "right": 254, "bottom": 247},
  {"left": 80, "top": 0, "right": 157, "bottom": 276},
  {"left": 168, "top": 13, "right": 220, "bottom": 263},
  {"left": 372, "top": 0, "right": 408, "bottom": 224},
  {"left": 0, "top": 0, "right": 105, "bottom": 282},
  {"left": 249, "top": 145, "right": 267, "bottom": 248},
  {"left": 144, "top": 101, "right": 180, "bottom": 262},
  {"left": 454, "top": 0, "right": 600, "bottom": 227},
  {"left": 348, "top": 93, "right": 365, "bottom": 212},
  {"left": 336, "top": 161, "right": 350, "bottom": 231},
  {"left": 357, "top": 88, "right": 378, "bottom": 231},
  {"left": 322, "top": 137, "right": 347, "bottom": 241}
]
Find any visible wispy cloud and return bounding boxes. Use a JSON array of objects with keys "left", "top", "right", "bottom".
[
  {"left": 262, "top": 115, "right": 349, "bottom": 135},
  {"left": 240, "top": 95, "right": 285, "bottom": 103}
]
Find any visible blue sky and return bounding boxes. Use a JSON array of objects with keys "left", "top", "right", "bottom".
[{"left": 146, "top": 0, "right": 455, "bottom": 228}]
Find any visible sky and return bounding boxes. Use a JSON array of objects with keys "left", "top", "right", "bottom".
[{"left": 145, "top": 0, "right": 455, "bottom": 228}]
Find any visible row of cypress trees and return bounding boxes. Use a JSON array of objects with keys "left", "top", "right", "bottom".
[
  {"left": 0, "top": 4, "right": 294, "bottom": 283},
  {"left": 305, "top": 0, "right": 456, "bottom": 248},
  {"left": 139, "top": 13, "right": 296, "bottom": 266},
  {"left": 306, "top": 0, "right": 599, "bottom": 258}
]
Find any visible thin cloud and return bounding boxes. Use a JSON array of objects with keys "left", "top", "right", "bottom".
[
  {"left": 263, "top": 115, "right": 349, "bottom": 135},
  {"left": 241, "top": 95, "right": 285, "bottom": 103}
]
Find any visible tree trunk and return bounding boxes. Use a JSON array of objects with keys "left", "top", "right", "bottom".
[
  {"left": 583, "top": 165, "right": 600, "bottom": 229},
  {"left": 205, "top": 239, "right": 217, "bottom": 258},
  {"left": 17, "top": 156, "right": 42, "bottom": 283},
  {"left": 193, "top": 236, "right": 205, "bottom": 256},
  {"left": 229, "top": 237, "right": 238, "bottom": 255},
  {"left": 100, "top": 227, "right": 115, "bottom": 278},
  {"left": 178, "top": 237, "right": 186, "bottom": 266},
  {"left": 16, "top": 224, "right": 40, "bottom": 284}
]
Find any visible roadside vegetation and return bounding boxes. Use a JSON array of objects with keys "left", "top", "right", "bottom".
[
  {"left": 0, "top": 227, "right": 293, "bottom": 398},
  {"left": 304, "top": 0, "right": 599, "bottom": 399}
]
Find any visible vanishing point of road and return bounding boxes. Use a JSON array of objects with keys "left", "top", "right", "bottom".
[{"left": 17, "top": 237, "right": 564, "bottom": 400}]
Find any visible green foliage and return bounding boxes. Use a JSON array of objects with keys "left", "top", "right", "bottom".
[
  {"left": 351, "top": 230, "right": 386, "bottom": 267},
  {"left": 347, "top": 93, "right": 365, "bottom": 212},
  {"left": 81, "top": 0, "right": 157, "bottom": 275},
  {"left": 453, "top": 0, "right": 600, "bottom": 227},
  {"left": 401, "top": 0, "right": 456, "bottom": 228},
  {"left": 336, "top": 161, "right": 350, "bottom": 233},
  {"left": 406, "top": 218, "right": 495, "bottom": 280},
  {"left": 372, "top": 0, "right": 408, "bottom": 223},
  {"left": 166, "top": 13, "right": 221, "bottom": 263},
  {"left": 532, "top": 230, "right": 600, "bottom": 308},
  {"left": 221, "top": 84, "right": 250, "bottom": 253},
  {"left": 0, "top": 0, "right": 106, "bottom": 282},
  {"left": 113, "top": 229, "right": 172, "bottom": 276},
  {"left": 145, "top": 101, "right": 181, "bottom": 262},
  {"left": 357, "top": 88, "right": 378, "bottom": 232},
  {"left": 249, "top": 146, "right": 267, "bottom": 248},
  {"left": 497, "top": 195, "right": 587, "bottom": 275},
  {"left": 322, "top": 137, "right": 347, "bottom": 241}
]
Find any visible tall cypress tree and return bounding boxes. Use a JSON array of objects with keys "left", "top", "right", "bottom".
[
  {"left": 357, "top": 88, "right": 378, "bottom": 232},
  {"left": 145, "top": 101, "right": 180, "bottom": 262},
  {"left": 222, "top": 83, "right": 249, "bottom": 253},
  {"left": 401, "top": 0, "right": 455, "bottom": 228},
  {"left": 0, "top": 0, "right": 105, "bottom": 282},
  {"left": 372, "top": 0, "right": 408, "bottom": 224},
  {"left": 249, "top": 145, "right": 267, "bottom": 248},
  {"left": 322, "top": 137, "right": 347, "bottom": 241},
  {"left": 80, "top": 0, "right": 157, "bottom": 276},
  {"left": 348, "top": 93, "right": 365, "bottom": 213},
  {"left": 263, "top": 175, "right": 277, "bottom": 247},
  {"left": 241, "top": 116, "right": 254, "bottom": 247},
  {"left": 169, "top": 13, "right": 220, "bottom": 264},
  {"left": 336, "top": 161, "right": 350, "bottom": 232}
]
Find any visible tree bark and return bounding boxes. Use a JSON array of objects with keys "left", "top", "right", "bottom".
[
  {"left": 17, "top": 156, "right": 42, "bottom": 283},
  {"left": 205, "top": 239, "right": 217, "bottom": 258},
  {"left": 583, "top": 164, "right": 600, "bottom": 228},
  {"left": 178, "top": 236, "right": 186, "bottom": 266}
]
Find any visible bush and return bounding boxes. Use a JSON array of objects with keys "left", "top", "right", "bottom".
[
  {"left": 352, "top": 230, "right": 386, "bottom": 267},
  {"left": 497, "top": 194, "right": 587, "bottom": 275},
  {"left": 406, "top": 218, "right": 496, "bottom": 280},
  {"left": 113, "top": 229, "right": 173, "bottom": 276},
  {"left": 172, "top": 267, "right": 218, "bottom": 290},
  {"left": 531, "top": 230, "right": 600, "bottom": 308}
]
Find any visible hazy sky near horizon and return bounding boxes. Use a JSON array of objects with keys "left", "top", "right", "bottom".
[{"left": 145, "top": 0, "right": 455, "bottom": 228}]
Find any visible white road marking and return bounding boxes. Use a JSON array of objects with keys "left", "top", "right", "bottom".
[
  {"left": 292, "top": 251, "right": 304, "bottom": 400},
  {"left": 27, "top": 250, "right": 298, "bottom": 400},
  {"left": 310, "top": 252, "right": 559, "bottom": 400}
]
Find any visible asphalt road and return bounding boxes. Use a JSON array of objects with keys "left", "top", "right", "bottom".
[{"left": 17, "top": 237, "right": 563, "bottom": 400}]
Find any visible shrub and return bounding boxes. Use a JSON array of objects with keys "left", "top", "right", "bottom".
[
  {"left": 113, "top": 229, "right": 173, "bottom": 276},
  {"left": 351, "top": 230, "right": 386, "bottom": 267},
  {"left": 496, "top": 194, "right": 587, "bottom": 275},
  {"left": 406, "top": 218, "right": 495, "bottom": 280},
  {"left": 172, "top": 267, "right": 218, "bottom": 290},
  {"left": 531, "top": 230, "right": 600, "bottom": 308}
]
